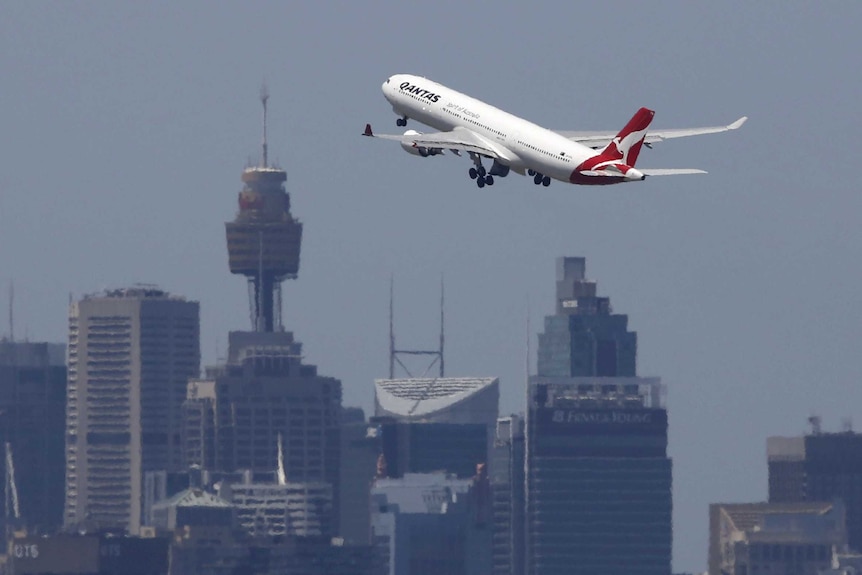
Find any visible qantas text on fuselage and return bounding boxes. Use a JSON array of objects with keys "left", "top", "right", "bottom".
[{"left": 363, "top": 74, "right": 747, "bottom": 189}]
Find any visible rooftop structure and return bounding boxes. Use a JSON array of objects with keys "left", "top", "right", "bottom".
[{"left": 375, "top": 377, "right": 499, "bottom": 422}]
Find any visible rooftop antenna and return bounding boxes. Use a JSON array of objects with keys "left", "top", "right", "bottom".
[
  {"left": 808, "top": 415, "right": 822, "bottom": 436},
  {"left": 276, "top": 432, "right": 286, "bottom": 486},
  {"left": 439, "top": 275, "right": 445, "bottom": 378},
  {"left": 8, "top": 281, "right": 13, "bottom": 343},
  {"left": 388, "top": 276, "right": 444, "bottom": 379},
  {"left": 260, "top": 83, "right": 269, "bottom": 168},
  {"left": 525, "top": 297, "right": 531, "bottom": 382},
  {"left": 389, "top": 276, "right": 395, "bottom": 379}
]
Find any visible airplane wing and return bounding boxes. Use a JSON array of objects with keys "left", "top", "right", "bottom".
[
  {"left": 558, "top": 116, "right": 748, "bottom": 150},
  {"left": 363, "top": 124, "right": 505, "bottom": 158}
]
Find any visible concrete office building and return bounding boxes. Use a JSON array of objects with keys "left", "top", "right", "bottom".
[
  {"left": 0, "top": 341, "right": 67, "bottom": 535},
  {"left": 525, "top": 257, "right": 672, "bottom": 575},
  {"left": 708, "top": 501, "right": 847, "bottom": 575},
  {"left": 63, "top": 287, "right": 200, "bottom": 534}
]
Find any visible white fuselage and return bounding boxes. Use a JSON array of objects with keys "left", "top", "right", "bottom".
[{"left": 382, "top": 74, "right": 601, "bottom": 183}]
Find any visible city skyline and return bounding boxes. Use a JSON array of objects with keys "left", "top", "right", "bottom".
[{"left": 4, "top": 3, "right": 862, "bottom": 571}]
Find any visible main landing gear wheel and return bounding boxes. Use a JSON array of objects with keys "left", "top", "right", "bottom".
[
  {"left": 469, "top": 167, "right": 478, "bottom": 180},
  {"left": 533, "top": 173, "right": 543, "bottom": 185},
  {"left": 528, "top": 169, "right": 536, "bottom": 176},
  {"left": 542, "top": 176, "right": 551, "bottom": 187},
  {"left": 485, "top": 176, "right": 494, "bottom": 186},
  {"left": 476, "top": 177, "right": 485, "bottom": 189}
]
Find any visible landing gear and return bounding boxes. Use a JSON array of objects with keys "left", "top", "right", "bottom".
[
  {"left": 532, "top": 172, "right": 551, "bottom": 187},
  {"left": 396, "top": 116, "right": 407, "bottom": 127},
  {"left": 469, "top": 153, "right": 493, "bottom": 188},
  {"left": 466, "top": 155, "right": 507, "bottom": 187},
  {"left": 528, "top": 169, "right": 536, "bottom": 176}
]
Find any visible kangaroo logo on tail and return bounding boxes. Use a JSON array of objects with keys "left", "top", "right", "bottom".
[{"left": 599, "top": 107, "right": 655, "bottom": 167}]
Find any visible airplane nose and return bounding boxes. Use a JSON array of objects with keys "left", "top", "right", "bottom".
[{"left": 625, "top": 168, "right": 645, "bottom": 181}]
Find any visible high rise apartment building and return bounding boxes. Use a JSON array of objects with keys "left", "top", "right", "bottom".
[
  {"left": 64, "top": 287, "right": 199, "bottom": 534},
  {"left": 525, "top": 257, "right": 672, "bottom": 575},
  {"left": 0, "top": 341, "right": 67, "bottom": 534}
]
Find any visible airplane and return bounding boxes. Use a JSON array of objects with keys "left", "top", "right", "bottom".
[{"left": 363, "top": 74, "right": 747, "bottom": 188}]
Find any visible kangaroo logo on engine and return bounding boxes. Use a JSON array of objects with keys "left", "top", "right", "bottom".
[{"left": 399, "top": 81, "right": 441, "bottom": 103}]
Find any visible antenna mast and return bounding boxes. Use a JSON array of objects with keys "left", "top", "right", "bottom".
[
  {"left": 8, "top": 282, "right": 13, "bottom": 342},
  {"left": 388, "top": 277, "right": 445, "bottom": 379},
  {"left": 260, "top": 83, "right": 270, "bottom": 168},
  {"left": 389, "top": 277, "right": 395, "bottom": 379},
  {"left": 439, "top": 276, "right": 445, "bottom": 378}
]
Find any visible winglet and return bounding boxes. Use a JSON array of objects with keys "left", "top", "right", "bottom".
[
  {"left": 363, "top": 123, "right": 374, "bottom": 137},
  {"left": 728, "top": 117, "right": 748, "bottom": 130}
]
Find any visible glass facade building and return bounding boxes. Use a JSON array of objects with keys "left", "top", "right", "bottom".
[{"left": 525, "top": 258, "right": 672, "bottom": 575}]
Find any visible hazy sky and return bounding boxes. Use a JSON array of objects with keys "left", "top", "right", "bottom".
[{"left": 3, "top": 2, "right": 862, "bottom": 570}]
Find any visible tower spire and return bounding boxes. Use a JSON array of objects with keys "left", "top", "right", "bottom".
[{"left": 260, "top": 83, "right": 270, "bottom": 168}]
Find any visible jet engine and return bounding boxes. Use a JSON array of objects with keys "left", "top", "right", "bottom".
[{"left": 400, "top": 130, "right": 443, "bottom": 157}]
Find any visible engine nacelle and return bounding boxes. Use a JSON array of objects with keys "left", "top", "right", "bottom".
[{"left": 400, "top": 130, "right": 443, "bottom": 157}]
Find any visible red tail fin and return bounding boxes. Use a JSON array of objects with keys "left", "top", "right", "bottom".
[{"left": 599, "top": 107, "right": 655, "bottom": 167}]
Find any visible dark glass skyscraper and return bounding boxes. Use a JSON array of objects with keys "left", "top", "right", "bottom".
[
  {"left": 526, "top": 257, "right": 672, "bottom": 575},
  {"left": 0, "top": 341, "right": 67, "bottom": 535}
]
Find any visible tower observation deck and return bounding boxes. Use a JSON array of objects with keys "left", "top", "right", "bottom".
[{"left": 226, "top": 88, "right": 303, "bottom": 332}]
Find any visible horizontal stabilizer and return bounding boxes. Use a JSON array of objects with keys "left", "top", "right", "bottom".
[{"left": 639, "top": 168, "right": 707, "bottom": 176}]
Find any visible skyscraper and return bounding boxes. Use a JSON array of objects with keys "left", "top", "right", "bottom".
[
  {"left": 64, "top": 287, "right": 200, "bottom": 534},
  {"left": 0, "top": 341, "right": 67, "bottom": 534},
  {"left": 525, "top": 257, "right": 672, "bottom": 575}
]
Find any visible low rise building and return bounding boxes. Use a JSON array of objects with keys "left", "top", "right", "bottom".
[{"left": 708, "top": 501, "right": 847, "bottom": 575}]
